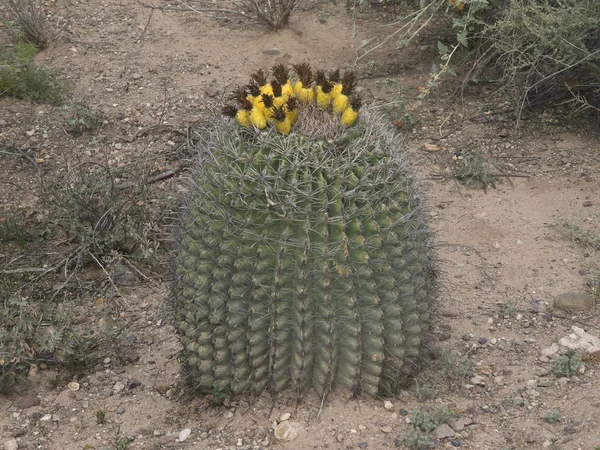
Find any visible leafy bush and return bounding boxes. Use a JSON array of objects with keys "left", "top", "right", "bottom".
[{"left": 0, "top": 37, "right": 67, "bottom": 102}]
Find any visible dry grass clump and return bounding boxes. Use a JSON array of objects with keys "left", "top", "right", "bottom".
[{"left": 4, "top": 0, "right": 52, "bottom": 48}]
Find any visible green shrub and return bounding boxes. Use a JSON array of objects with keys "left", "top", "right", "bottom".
[
  {"left": 0, "top": 37, "right": 67, "bottom": 102},
  {"left": 489, "top": 0, "right": 600, "bottom": 113},
  {"left": 0, "top": 294, "right": 96, "bottom": 392},
  {"left": 173, "top": 107, "right": 437, "bottom": 399}
]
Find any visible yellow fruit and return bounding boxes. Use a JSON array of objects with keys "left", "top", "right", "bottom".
[
  {"left": 316, "top": 86, "right": 332, "bottom": 109},
  {"left": 282, "top": 81, "right": 295, "bottom": 98},
  {"left": 332, "top": 93, "right": 349, "bottom": 113},
  {"left": 236, "top": 110, "right": 252, "bottom": 128},
  {"left": 296, "top": 87, "right": 314, "bottom": 104},
  {"left": 249, "top": 107, "right": 267, "bottom": 129},
  {"left": 286, "top": 108, "right": 297, "bottom": 123},
  {"left": 259, "top": 84, "right": 274, "bottom": 96},
  {"left": 272, "top": 117, "right": 292, "bottom": 135},
  {"left": 274, "top": 96, "right": 286, "bottom": 108},
  {"left": 341, "top": 107, "right": 359, "bottom": 127},
  {"left": 294, "top": 81, "right": 304, "bottom": 96},
  {"left": 332, "top": 83, "right": 343, "bottom": 97},
  {"left": 248, "top": 94, "right": 262, "bottom": 108}
]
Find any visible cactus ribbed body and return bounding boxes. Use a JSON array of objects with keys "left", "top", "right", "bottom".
[{"left": 174, "top": 111, "right": 436, "bottom": 398}]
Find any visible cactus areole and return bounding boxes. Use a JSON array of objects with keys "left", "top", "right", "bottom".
[{"left": 173, "top": 109, "right": 437, "bottom": 400}]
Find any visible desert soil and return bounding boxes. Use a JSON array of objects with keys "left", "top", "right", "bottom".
[{"left": 1, "top": 1, "right": 600, "bottom": 450}]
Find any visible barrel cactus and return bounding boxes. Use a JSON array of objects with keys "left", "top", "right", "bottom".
[{"left": 173, "top": 93, "right": 437, "bottom": 400}]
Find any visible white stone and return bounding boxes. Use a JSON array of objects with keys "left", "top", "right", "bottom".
[
  {"left": 178, "top": 428, "right": 191, "bottom": 442},
  {"left": 40, "top": 414, "right": 52, "bottom": 421},
  {"left": 558, "top": 326, "right": 600, "bottom": 354},
  {"left": 279, "top": 413, "right": 291, "bottom": 422},
  {"left": 384, "top": 400, "right": 394, "bottom": 411},
  {"left": 540, "top": 343, "right": 559, "bottom": 357},
  {"left": 68, "top": 382, "right": 80, "bottom": 392},
  {"left": 274, "top": 421, "right": 302, "bottom": 441}
]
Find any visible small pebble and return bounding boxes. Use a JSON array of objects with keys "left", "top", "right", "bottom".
[
  {"left": 452, "top": 440, "right": 462, "bottom": 447},
  {"left": 399, "top": 408, "right": 408, "bottom": 416},
  {"left": 279, "top": 412, "right": 291, "bottom": 422},
  {"left": 479, "top": 337, "right": 487, "bottom": 345},
  {"left": 359, "top": 442, "right": 368, "bottom": 449},
  {"left": 116, "top": 406, "right": 125, "bottom": 415},
  {"left": 3, "top": 439, "right": 18, "bottom": 450},
  {"left": 103, "top": 357, "right": 111, "bottom": 364}
]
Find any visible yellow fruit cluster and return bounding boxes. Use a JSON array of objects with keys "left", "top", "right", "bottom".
[{"left": 222, "top": 63, "right": 362, "bottom": 135}]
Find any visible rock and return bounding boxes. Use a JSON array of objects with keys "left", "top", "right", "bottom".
[
  {"left": 40, "top": 414, "right": 52, "bottom": 421},
  {"left": 384, "top": 400, "right": 394, "bottom": 411},
  {"left": 498, "top": 129, "right": 509, "bottom": 137},
  {"left": 399, "top": 408, "right": 408, "bottom": 416},
  {"left": 3, "top": 439, "right": 18, "bottom": 450},
  {"left": 582, "top": 200, "right": 593, "bottom": 207},
  {"left": 205, "top": 87, "right": 220, "bottom": 97},
  {"left": 18, "top": 395, "right": 40, "bottom": 409},
  {"left": 132, "top": 73, "right": 143, "bottom": 80},
  {"left": 359, "top": 442, "right": 368, "bottom": 449},
  {"left": 68, "top": 382, "right": 80, "bottom": 392},
  {"left": 558, "top": 326, "right": 600, "bottom": 354},
  {"left": 541, "top": 343, "right": 559, "bottom": 357},
  {"left": 178, "top": 428, "right": 192, "bottom": 442},
  {"left": 116, "top": 406, "right": 125, "bottom": 415},
  {"left": 126, "top": 353, "right": 141, "bottom": 363},
  {"left": 380, "top": 426, "right": 392, "bottom": 433},
  {"left": 554, "top": 292, "right": 594, "bottom": 312},
  {"left": 452, "top": 440, "right": 462, "bottom": 447},
  {"left": 336, "top": 433, "right": 344, "bottom": 442},
  {"left": 274, "top": 421, "right": 302, "bottom": 441},
  {"left": 103, "top": 357, "right": 111, "bottom": 364},
  {"left": 449, "top": 417, "right": 473, "bottom": 432},
  {"left": 154, "top": 383, "right": 170, "bottom": 394},
  {"left": 279, "top": 412, "right": 291, "bottom": 422},
  {"left": 56, "top": 389, "right": 76, "bottom": 406},
  {"left": 394, "top": 438, "right": 402, "bottom": 447},
  {"left": 113, "top": 382, "right": 125, "bottom": 392},
  {"left": 128, "top": 379, "right": 142, "bottom": 389},
  {"left": 478, "top": 337, "right": 487, "bottom": 345},
  {"left": 432, "top": 423, "right": 455, "bottom": 440}
]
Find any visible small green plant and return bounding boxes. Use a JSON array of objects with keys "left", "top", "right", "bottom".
[
  {"left": 0, "top": 295, "right": 96, "bottom": 392},
  {"left": 0, "top": 36, "right": 67, "bottom": 102},
  {"left": 211, "top": 385, "right": 227, "bottom": 404},
  {"left": 104, "top": 426, "right": 131, "bottom": 450},
  {"left": 558, "top": 212, "right": 600, "bottom": 298},
  {"left": 63, "top": 103, "right": 104, "bottom": 135},
  {"left": 0, "top": 214, "right": 28, "bottom": 247},
  {"left": 552, "top": 350, "right": 582, "bottom": 377},
  {"left": 456, "top": 153, "right": 497, "bottom": 190},
  {"left": 404, "top": 406, "right": 457, "bottom": 449},
  {"left": 95, "top": 408, "right": 107, "bottom": 425},
  {"left": 413, "top": 347, "right": 473, "bottom": 399},
  {"left": 503, "top": 301, "right": 517, "bottom": 317},
  {"left": 544, "top": 411, "right": 562, "bottom": 424}
]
